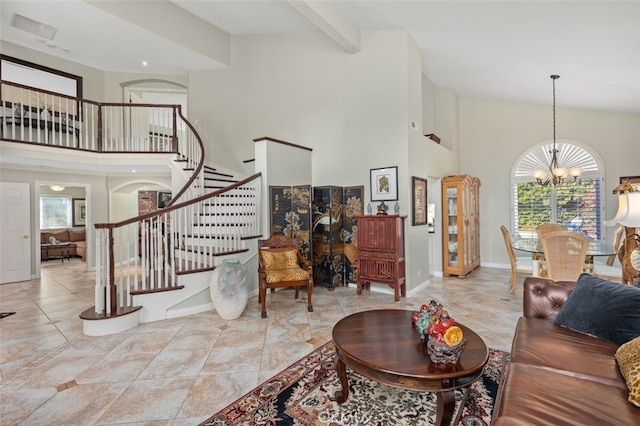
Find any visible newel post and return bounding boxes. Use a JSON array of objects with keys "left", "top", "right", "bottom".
[
  {"left": 172, "top": 106, "right": 178, "bottom": 152},
  {"left": 107, "top": 227, "right": 117, "bottom": 312}
]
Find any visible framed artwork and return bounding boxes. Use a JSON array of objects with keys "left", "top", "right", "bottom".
[
  {"left": 72, "top": 198, "right": 86, "bottom": 227},
  {"left": 620, "top": 176, "right": 640, "bottom": 191},
  {"left": 157, "top": 191, "right": 172, "bottom": 208},
  {"left": 370, "top": 166, "right": 398, "bottom": 201},
  {"left": 412, "top": 177, "right": 428, "bottom": 225}
]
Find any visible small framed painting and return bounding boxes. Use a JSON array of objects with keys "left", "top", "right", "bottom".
[
  {"left": 412, "top": 176, "right": 428, "bottom": 226},
  {"left": 72, "top": 198, "right": 86, "bottom": 227},
  {"left": 157, "top": 191, "right": 172, "bottom": 208},
  {"left": 370, "top": 166, "right": 398, "bottom": 201}
]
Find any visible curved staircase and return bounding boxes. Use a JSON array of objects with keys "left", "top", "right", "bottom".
[{"left": 0, "top": 80, "right": 263, "bottom": 336}]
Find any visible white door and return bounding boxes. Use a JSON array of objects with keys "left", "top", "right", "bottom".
[{"left": 0, "top": 182, "right": 32, "bottom": 284}]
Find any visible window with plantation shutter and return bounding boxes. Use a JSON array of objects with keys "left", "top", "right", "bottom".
[
  {"left": 40, "top": 196, "right": 72, "bottom": 229},
  {"left": 512, "top": 142, "right": 603, "bottom": 240}
]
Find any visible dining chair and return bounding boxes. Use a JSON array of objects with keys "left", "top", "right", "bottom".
[
  {"left": 535, "top": 223, "right": 567, "bottom": 237},
  {"left": 500, "top": 225, "right": 534, "bottom": 293},
  {"left": 592, "top": 226, "right": 624, "bottom": 282},
  {"left": 539, "top": 231, "right": 591, "bottom": 281},
  {"left": 535, "top": 223, "right": 568, "bottom": 276}
]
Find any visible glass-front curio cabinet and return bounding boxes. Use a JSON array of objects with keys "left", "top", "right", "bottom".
[{"left": 442, "top": 175, "right": 480, "bottom": 277}]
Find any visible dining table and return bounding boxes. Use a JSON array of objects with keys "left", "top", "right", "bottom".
[{"left": 512, "top": 237, "right": 617, "bottom": 277}]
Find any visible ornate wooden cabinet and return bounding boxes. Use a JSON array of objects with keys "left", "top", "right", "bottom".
[
  {"left": 442, "top": 175, "right": 481, "bottom": 278},
  {"left": 356, "top": 215, "right": 406, "bottom": 301}
]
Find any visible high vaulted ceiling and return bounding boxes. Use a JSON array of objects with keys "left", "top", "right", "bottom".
[{"left": 1, "top": 1, "right": 639, "bottom": 114}]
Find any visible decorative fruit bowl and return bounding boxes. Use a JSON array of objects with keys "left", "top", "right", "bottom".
[
  {"left": 427, "top": 337, "right": 467, "bottom": 364},
  {"left": 412, "top": 300, "right": 466, "bottom": 363}
]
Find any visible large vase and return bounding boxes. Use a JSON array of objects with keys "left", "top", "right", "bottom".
[{"left": 210, "top": 259, "right": 249, "bottom": 320}]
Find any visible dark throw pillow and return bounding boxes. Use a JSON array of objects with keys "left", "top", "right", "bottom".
[{"left": 553, "top": 273, "right": 640, "bottom": 345}]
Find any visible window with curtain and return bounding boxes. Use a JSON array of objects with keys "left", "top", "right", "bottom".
[
  {"left": 40, "top": 196, "right": 72, "bottom": 229},
  {"left": 512, "top": 142, "right": 603, "bottom": 240}
]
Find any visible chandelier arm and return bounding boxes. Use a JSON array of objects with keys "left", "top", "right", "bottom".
[{"left": 532, "top": 74, "right": 580, "bottom": 186}]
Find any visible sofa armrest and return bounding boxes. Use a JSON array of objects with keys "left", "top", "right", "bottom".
[{"left": 523, "top": 277, "right": 575, "bottom": 320}]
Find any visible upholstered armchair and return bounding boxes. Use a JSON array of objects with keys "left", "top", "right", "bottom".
[{"left": 257, "top": 235, "right": 314, "bottom": 318}]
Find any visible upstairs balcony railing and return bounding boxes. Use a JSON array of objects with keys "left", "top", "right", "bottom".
[{"left": 1, "top": 80, "right": 204, "bottom": 203}]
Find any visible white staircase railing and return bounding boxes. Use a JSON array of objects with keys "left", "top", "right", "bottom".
[{"left": 94, "top": 174, "right": 262, "bottom": 316}]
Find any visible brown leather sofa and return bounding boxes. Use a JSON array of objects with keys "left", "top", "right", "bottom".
[
  {"left": 493, "top": 276, "right": 639, "bottom": 425},
  {"left": 41, "top": 229, "right": 86, "bottom": 260}
]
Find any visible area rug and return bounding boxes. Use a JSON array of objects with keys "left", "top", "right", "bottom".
[{"left": 200, "top": 341, "right": 510, "bottom": 426}]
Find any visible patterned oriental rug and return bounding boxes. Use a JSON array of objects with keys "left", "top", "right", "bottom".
[{"left": 200, "top": 341, "right": 510, "bottom": 426}]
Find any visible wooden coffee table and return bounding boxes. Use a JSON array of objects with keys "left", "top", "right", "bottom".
[
  {"left": 331, "top": 309, "right": 489, "bottom": 426},
  {"left": 41, "top": 242, "right": 71, "bottom": 262}
]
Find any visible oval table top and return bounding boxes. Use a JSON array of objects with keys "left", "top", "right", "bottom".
[{"left": 331, "top": 309, "right": 488, "bottom": 392}]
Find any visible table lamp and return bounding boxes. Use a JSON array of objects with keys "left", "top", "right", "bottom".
[{"left": 606, "top": 192, "right": 640, "bottom": 277}]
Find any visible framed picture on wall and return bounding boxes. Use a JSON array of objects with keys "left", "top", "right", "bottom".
[
  {"left": 412, "top": 176, "right": 428, "bottom": 226},
  {"left": 370, "top": 166, "right": 398, "bottom": 201},
  {"left": 72, "top": 198, "right": 86, "bottom": 227},
  {"left": 157, "top": 191, "right": 172, "bottom": 208},
  {"left": 620, "top": 176, "right": 640, "bottom": 192}
]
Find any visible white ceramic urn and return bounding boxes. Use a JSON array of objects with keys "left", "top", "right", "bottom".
[{"left": 210, "top": 259, "right": 250, "bottom": 320}]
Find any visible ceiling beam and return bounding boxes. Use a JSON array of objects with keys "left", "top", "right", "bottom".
[
  {"left": 287, "top": 0, "right": 360, "bottom": 54},
  {"left": 85, "top": 0, "right": 231, "bottom": 66}
]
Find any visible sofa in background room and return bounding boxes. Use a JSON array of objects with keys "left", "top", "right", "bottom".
[{"left": 40, "top": 229, "right": 86, "bottom": 261}]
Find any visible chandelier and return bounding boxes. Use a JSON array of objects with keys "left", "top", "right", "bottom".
[{"left": 532, "top": 75, "right": 582, "bottom": 186}]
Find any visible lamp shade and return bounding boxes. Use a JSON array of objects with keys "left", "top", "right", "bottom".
[{"left": 605, "top": 192, "right": 640, "bottom": 227}]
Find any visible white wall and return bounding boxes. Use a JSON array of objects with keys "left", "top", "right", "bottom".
[
  {"left": 188, "top": 31, "right": 411, "bottom": 188},
  {"left": 1, "top": 41, "right": 106, "bottom": 101}
]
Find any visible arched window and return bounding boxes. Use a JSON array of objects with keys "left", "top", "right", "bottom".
[{"left": 512, "top": 141, "right": 604, "bottom": 240}]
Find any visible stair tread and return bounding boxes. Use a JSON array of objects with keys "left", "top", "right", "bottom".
[{"left": 79, "top": 305, "right": 142, "bottom": 320}]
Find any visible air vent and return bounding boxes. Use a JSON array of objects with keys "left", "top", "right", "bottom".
[{"left": 11, "top": 13, "right": 57, "bottom": 40}]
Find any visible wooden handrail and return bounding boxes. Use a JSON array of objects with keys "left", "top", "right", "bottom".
[
  {"left": 164, "top": 106, "right": 205, "bottom": 208},
  {"left": 95, "top": 172, "right": 262, "bottom": 229}
]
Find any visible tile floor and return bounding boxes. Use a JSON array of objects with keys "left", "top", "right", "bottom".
[{"left": 0, "top": 258, "right": 524, "bottom": 425}]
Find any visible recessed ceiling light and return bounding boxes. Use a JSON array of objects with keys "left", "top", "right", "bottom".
[
  {"left": 141, "top": 61, "right": 148, "bottom": 67},
  {"left": 132, "top": 169, "right": 137, "bottom": 173},
  {"left": 12, "top": 13, "right": 57, "bottom": 40}
]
